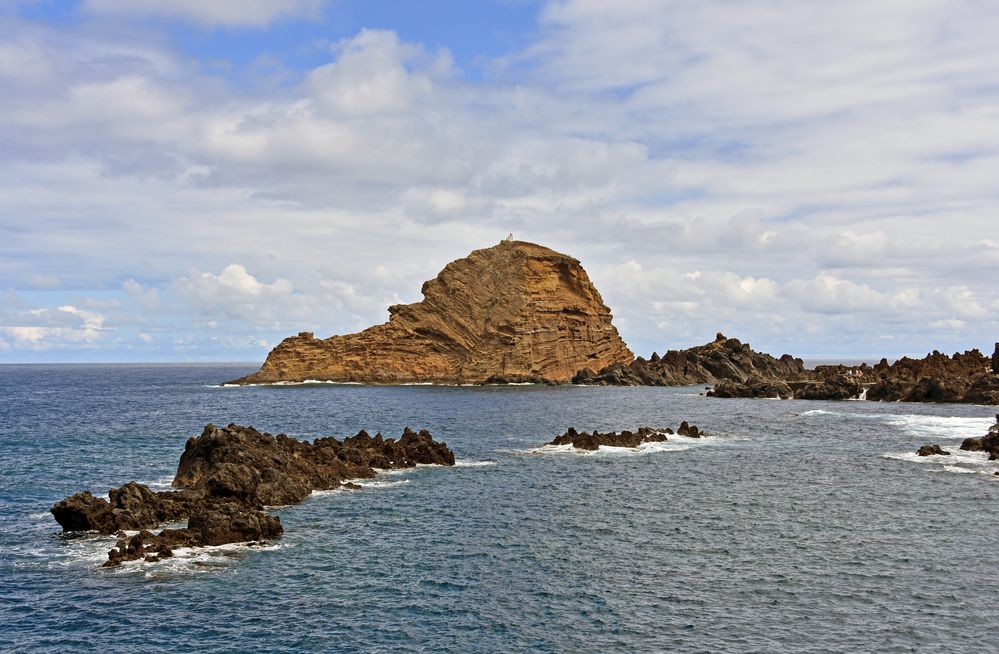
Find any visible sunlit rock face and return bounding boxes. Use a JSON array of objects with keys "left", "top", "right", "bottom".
[{"left": 231, "top": 240, "right": 634, "bottom": 385}]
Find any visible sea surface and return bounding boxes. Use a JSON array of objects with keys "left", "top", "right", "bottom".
[{"left": 2, "top": 364, "right": 998, "bottom": 653}]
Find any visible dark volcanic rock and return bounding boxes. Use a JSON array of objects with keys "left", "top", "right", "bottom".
[
  {"left": 959, "top": 415, "right": 999, "bottom": 460},
  {"left": 51, "top": 482, "right": 196, "bottom": 535},
  {"left": 594, "top": 333, "right": 999, "bottom": 405},
  {"left": 708, "top": 375, "right": 794, "bottom": 399},
  {"left": 547, "top": 423, "right": 701, "bottom": 451},
  {"left": 863, "top": 349, "right": 995, "bottom": 404},
  {"left": 53, "top": 423, "right": 455, "bottom": 566},
  {"left": 916, "top": 444, "right": 949, "bottom": 457},
  {"left": 575, "top": 334, "right": 807, "bottom": 388}
]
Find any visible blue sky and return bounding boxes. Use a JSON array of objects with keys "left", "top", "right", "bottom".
[{"left": 1, "top": 0, "right": 998, "bottom": 362}]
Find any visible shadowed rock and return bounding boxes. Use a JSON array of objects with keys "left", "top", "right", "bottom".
[
  {"left": 959, "top": 414, "right": 999, "bottom": 460},
  {"left": 547, "top": 423, "right": 702, "bottom": 451},
  {"left": 916, "top": 444, "right": 949, "bottom": 457},
  {"left": 580, "top": 332, "right": 998, "bottom": 405},
  {"left": 52, "top": 423, "right": 455, "bottom": 566}
]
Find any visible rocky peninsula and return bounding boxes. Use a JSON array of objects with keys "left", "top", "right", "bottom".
[
  {"left": 51, "top": 423, "right": 454, "bottom": 566},
  {"left": 230, "top": 240, "right": 633, "bottom": 385},
  {"left": 576, "top": 333, "right": 999, "bottom": 405}
]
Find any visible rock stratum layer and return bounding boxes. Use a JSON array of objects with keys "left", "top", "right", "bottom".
[
  {"left": 231, "top": 240, "right": 633, "bottom": 385},
  {"left": 51, "top": 423, "right": 454, "bottom": 566}
]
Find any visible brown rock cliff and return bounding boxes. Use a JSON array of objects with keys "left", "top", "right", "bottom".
[{"left": 231, "top": 240, "right": 633, "bottom": 385}]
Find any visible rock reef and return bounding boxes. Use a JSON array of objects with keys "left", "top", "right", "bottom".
[
  {"left": 546, "top": 422, "right": 701, "bottom": 451},
  {"left": 230, "top": 240, "right": 633, "bottom": 385},
  {"left": 51, "top": 423, "right": 454, "bottom": 566}
]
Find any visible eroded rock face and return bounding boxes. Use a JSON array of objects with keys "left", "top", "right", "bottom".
[
  {"left": 52, "top": 423, "right": 455, "bottom": 566},
  {"left": 546, "top": 423, "right": 701, "bottom": 451},
  {"left": 231, "top": 240, "right": 633, "bottom": 385}
]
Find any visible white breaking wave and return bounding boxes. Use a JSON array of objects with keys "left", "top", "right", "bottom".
[
  {"left": 350, "top": 478, "right": 411, "bottom": 489},
  {"left": 453, "top": 459, "right": 498, "bottom": 468},
  {"left": 803, "top": 409, "right": 992, "bottom": 440},
  {"left": 219, "top": 380, "right": 364, "bottom": 387},
  {"left": 882, "top": 448, "right": 999, "bottom": 477},
  {"left": 524, "top": 433, "right": 712, "bottom": 456}
]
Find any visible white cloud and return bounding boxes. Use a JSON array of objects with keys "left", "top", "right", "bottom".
[
  {"left": 0, "top": 304, "right": 108, "bottom": 350},
  {"left": 172, "top": 264, "right": 296, "bottom": 322},
  {"left": 0, "top": 5, "right": 997, "bottom": 360},
  {"left": 81, "top": 0, "right": 324, "bottom": 27}
]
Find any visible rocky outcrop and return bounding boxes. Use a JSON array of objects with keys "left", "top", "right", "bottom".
[
  {"left": 546, "top": 422, "right": 701, "bottom": 451},
  {"left": 916, "top": 444, "right": 949, "bottom": 457},
  {"left": 863, "top": 349, "right": 996, "bottom": 404},
  {"left": 230, "top": 240, "right": 633, "bottom": 385},
  {"left": 577, "top": 332, "right": 998, "bottom": 405},
  {"left": 573, "top": 333, "right": 806, "bottom": 387},
  {"left": 959, "top": 415, "right": 999, "bottom": 459},
  {"left": 52, "top": 424, "right": 455, "bottom": 566}
]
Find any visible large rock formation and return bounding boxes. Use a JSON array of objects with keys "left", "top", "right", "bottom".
[
  {"left": 576, "top": 333, "right": 998, "bottom": 404},
  {"left": 51, "top": 423, "right": 455, "bottom": 566},
  {"left": 231, "top": 240, "right": 633, "bottom": 385},
  {"left": 864, "top": 349, "right": 998, "bottom": 404}
]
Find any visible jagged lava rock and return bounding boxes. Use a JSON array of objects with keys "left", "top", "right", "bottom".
[
  {"left": 53, "top": 423, "right": 456, "bottom": 566},
  {"left": 547, "top": 423, "right": 701, "bottom": 450},
  {"left": 575, "top": 333, "right": 807, "bottom": 388},
  {"left": 231, "top": 240, "right": 633, "bottom": 385},
  {"left": 916, "top": 444, "right": 949, "bottom": 457},
  {"left": 865, "top": 348, "right": 996, "bottom": 404}
]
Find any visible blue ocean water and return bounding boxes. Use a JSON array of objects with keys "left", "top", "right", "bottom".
[{"left": 2, "top": 364, "right": 998, "bottom": 653}]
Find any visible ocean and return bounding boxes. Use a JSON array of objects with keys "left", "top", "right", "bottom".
[{"left": 2, "top": 364, "right": 998, "bottom": 653}]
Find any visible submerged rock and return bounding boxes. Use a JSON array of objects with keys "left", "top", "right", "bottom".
[
  {"left": 52, "top": 423, "right": 455, "bottom": 566},
  {"left": 546, "top": 423, "right": 702, "bottom": 451}
]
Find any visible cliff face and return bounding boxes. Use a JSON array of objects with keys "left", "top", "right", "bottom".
[{"left": 232, "top": 240, "right": 633, "bottom": 385}]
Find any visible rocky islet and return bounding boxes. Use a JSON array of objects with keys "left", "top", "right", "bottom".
[
  {"left": 51, "top": 423, "right": 455, "bottom": 566},
  {"left": 230, "top": 240, "right": 633, "bottom": 386}
]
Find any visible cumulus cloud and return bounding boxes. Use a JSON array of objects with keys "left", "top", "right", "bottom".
[
  {"left": 0, "top": 301, "right": 108, "bottom": 351},
  {"left": 0, "top": 2, "right": 997, "bottom": 360}
]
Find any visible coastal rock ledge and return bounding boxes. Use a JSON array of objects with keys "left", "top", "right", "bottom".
[
  {"left": 51, "top": 423, "right": 455, "bottom": 566},
  {"left": 230, "top": 240, "right": 633, "bottom": 385}
]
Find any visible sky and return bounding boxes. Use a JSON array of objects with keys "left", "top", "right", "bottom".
[{"left": 1, "top": 0, "right": 998, "bottom": 363}]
